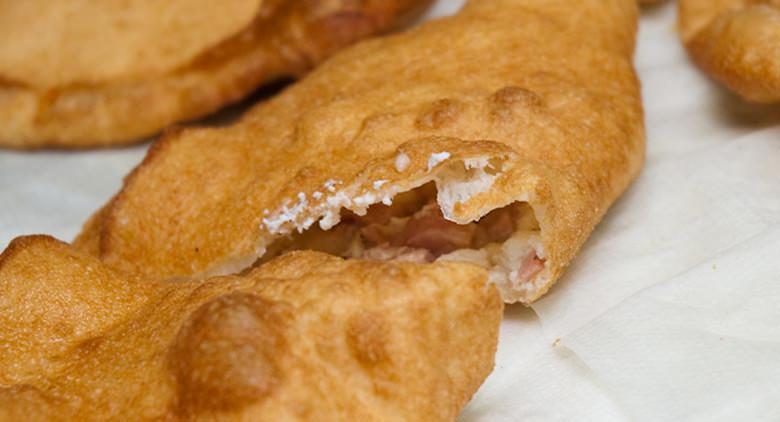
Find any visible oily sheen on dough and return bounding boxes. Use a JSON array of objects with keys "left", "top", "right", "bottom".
[
  {"left": 76, "top": 0, "right": 645, "bottom": 303},
  {"left": 679, "top": 0, "right": 780, "bottom": 103},
  {"left": 0, "top": 235, "right": 501, "bottom": 421},
  {"left": 0, "top": 0, "right": 431, "bottom": 147}
]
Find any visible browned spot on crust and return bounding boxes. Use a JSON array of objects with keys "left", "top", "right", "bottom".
[
  {"left": 169, "top": 292, "right": 288, "bottom": 413},
  {"left": 490, "top": 86, "right": 545, "bottom": 122},
  {"left": 347, "top": 311, "right": 390, "bottom": 367},
  {"left": 415, "top": 99, "right": 462, "bottom": 130}
]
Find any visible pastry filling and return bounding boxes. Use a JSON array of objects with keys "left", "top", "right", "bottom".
[{"left": 260, "top": 183, "right": 546, "bottom": 291}]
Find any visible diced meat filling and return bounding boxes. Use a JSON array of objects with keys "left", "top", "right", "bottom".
[
  {"left": 352, "top": 200, "right": 545, "bottom": 285},
  {"left": 262, "top": 183, "right": 545, "bottom": 284},
  {"left": 517, "top": 253, "right": 545, "bottom": 282},
  {"left": 360, "top": 202, "right": 474, "bottom": 258}
]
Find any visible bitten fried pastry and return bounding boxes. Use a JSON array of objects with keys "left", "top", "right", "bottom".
[
  {"left": 679, "top": 0, "right": 780, "bottom": 103},
  {"left": 0, "top": 235, "right": 501, "bottom": 421},
  {"left": 75, "top": 0, "right": 644, "bottom": 303},
  {"left": 0, "top": 0, "right": 431, "bottom": 148}
]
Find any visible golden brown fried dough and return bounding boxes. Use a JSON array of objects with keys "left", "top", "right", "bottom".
[
  {"left": 0, "top": 235, "right": 501, "bottom": 421},
  {"left": 679, "top": 0, "right": 780, "bottom": 103},
  {"left": 76, "top": 0, "right": 644, "bottom": 303},
  {"left": 0, "top": 0, "right": 431, "bottom": 148}
]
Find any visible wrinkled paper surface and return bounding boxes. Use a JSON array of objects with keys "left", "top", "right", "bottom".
[{"left": 1, "top": 2, "right": 779, "bottom": 420}]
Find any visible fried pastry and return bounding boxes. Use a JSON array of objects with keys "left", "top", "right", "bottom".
[
  {"left": 75, "top": 0, "right": 645, "bottom": 303},
  {"left": 0, "top": 235, "right": 501, "bottom": 421},
  {"left": 679, "top": 0, "right": 780, "bottom": 103},
  {"left": 0, "top": 0, "right": 431, "bottom": 148}
]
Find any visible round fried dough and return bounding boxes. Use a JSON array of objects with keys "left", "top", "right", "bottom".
[{"left": 0, "top": 0, "right": 430, "bottom": 148}]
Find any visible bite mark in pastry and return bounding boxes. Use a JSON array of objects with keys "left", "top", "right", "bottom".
[{"left": 75, "top": 0, "right": 645, "bottom": 304}]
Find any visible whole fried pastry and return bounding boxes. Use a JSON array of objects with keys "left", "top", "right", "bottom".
[
  {"left": 0, "top": 235, "right": 501, "bottom": 421},
  {"left": 0, "top": 0, "right": 431, "bottom": 148},
  {"left": 75, "top": 0, "right": 644, "bottom": 303},
  {"left": 679, "top": 0, "right": 780, "bottom": 103}
]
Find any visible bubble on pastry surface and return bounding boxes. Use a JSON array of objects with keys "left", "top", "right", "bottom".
[
  {"left": 491, "top": 86, "right": 544, "bottom": 108},
  {"left": 170, "top": 292, "right": 288, "bottom": 412},
  {"left": 415, "top": 98, "right": 462, "bottom": 130},
  {"left": 489, "top": 86, "right": 544, "bottom": 121}
]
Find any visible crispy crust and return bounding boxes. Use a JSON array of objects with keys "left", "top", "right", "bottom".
[
  {"left": 75, "top": 0, "right": 644, "bottom": 303},
  {"left": 0, "top": 0, "right": 431, "bottom": 148},
  {"left": 679, "top": 0, "right": 780, "bottom": 103},
  {"left": 0, "top": 235, "right": 501, "bottom": 421}
]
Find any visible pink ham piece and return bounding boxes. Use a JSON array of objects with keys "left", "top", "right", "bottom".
[
  {"left": 518, "top": 253, "right": 545, "bottom": 282},
  {"left": 401, "top": 203, "right": 475, "bottom": 256}
]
